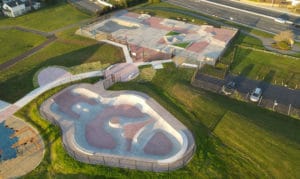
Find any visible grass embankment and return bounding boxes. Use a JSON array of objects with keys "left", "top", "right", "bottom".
[
  {"left": 132, "top": 2, "right": 208, "bottom": 25},
  {"left": 0, "top": 29, "right": 46, "bottom": 64},
  {"left": 0, "top": 28, "right": 124, "bottom": 103},
  {"left": 202, "top": 32, "right": 300, "bottom": 88},
  {"left": 222, "top": 46, "right": 300, "bottom": 88},
  {"left": 18, "top": 64, "right": 300, "bottom": 178},
  {"left": 0, "top": 2, "right": 90, "bottom": 32},
  {"left": 200, "top": 32, "right": 264, "bottom": 79}
]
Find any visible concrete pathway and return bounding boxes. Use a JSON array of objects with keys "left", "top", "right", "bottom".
[
  {"left": 37, "top": 67, "right": 72, "bottom": 86},
  {"left": 0, "top": 70, "right": 103, "bottom": 122},
  {"left": 134, "top": 59, "right": 173, "bottom": 67},
  {"left": 249, "top": 33, "right": 300, "bottom": 54},
  {"left": 0, "top": 26, "right": 57, "bottom": 71}
]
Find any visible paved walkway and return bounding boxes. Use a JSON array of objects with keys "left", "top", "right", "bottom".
[
  {"left": 0, "top": 70, "right": 103, "bottom": 123},
  {"left": 134, "top": 59, "right": 173, "bottom": 67},
  {"left": 249, "top": 33, "right": 300, "bottom": 54},
  {"left": 0, "top": 26, "right": 57, "bottom": 71}
]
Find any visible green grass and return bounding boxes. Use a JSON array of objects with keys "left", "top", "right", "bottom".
[
  {"left": 0, "top": 3, "right": 90, "bottom": 32},
  {"left": 166, "top": 31, "right": 181, "bottom": 36},
  {"left": 250, "top": 29, "right": 274, "bottom": 38},
  {"left": 18, "top": 63, "right": 300, "bottom": 178},
  {"left": 200, "top": 63, "right": 228, "bottom": 79},
  {"left": 0, "top": 31, "right": 124, "bottom": 103},
  {"left": 173, "top": 42, "right": 190, "bottom": 48},
  {"left": 229, "top": 47, "right": 300, "bottom": 88},
  {"left": 0, "top": 29, "right": 46, "bottom": 64},
  {"left": 132, "top": 3, "right": 208, "bottom": 25},
  {"left": 138, "top": 65, "right": 156, "bottom": 82}
]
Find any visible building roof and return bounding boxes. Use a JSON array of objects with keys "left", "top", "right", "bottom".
[{"left": 5, "top": 0, "right": 24, "bottom": 7}]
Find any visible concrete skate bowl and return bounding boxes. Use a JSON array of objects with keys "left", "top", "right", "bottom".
[{"left": 40, "top": 83, "right": 195, "bottom": 172}]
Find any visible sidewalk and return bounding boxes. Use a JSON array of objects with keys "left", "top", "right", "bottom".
[{"left": 0, "top": 70, "right": 103, "bottom": 122}]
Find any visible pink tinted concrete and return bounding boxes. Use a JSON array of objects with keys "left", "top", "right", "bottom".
[
  {"left": 104, "top": 63, "right": 139, "bottom": 81},
  {"left": 38, "top": 67, "right": 72, "bottom": 86},
  {"left": 85, "top": 104, "right": 146, "bottom": 150},
  {"left": 129, "top": 44, "right": 171, "bottom": 62},
  {"left": 187, "top": 41, "right": 209, "bottom": 53},
  {"left": 86, "top": 119, "right": 116, "bottom": 149},
  {"left": 54, "top": 90, "right": 97, "bottom": 119},
  {"left": 144, "top": 131, "right": 173, "bottom": 156},
  {"left": 204, "top": 26, "right": 236, "bottom": 43},
  {"left": 100, "top": 104, "right": 145, "bottom": 119},
  {"left": 123, "top": 119, "right": 154, "bottom": 151},
  {"left": 110, "top": 117, "right": 120, "bottom": 124},
  {"left": 144, "top": 17, "right": 173, "bottom": 31}
]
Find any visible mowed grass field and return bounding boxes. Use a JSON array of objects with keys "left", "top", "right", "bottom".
[
  {"left": 0, "top": 28, "right": 125, "bottom": 102},
  {"left": 0, "top": 2, "right": 90, "bottom": 32},
  {"left": 228, "top": 47, "right": 300, "bottom": 88},
  {"left": 0, "top": 29, "right": 46, "bottom": 64},
  {"left": 17, "top": 64, "right": 300, "bottom": 178}
]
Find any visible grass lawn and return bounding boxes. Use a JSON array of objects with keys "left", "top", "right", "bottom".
[
  {"left": 0, "top": 29, "right": 46, "bottom": 64},
  {"left": 173, "top": 42, "right": 190, "bottom": 48},
  {"left": 0, "top": 3, "right": 90, "bottom": 32},
  {"left": 0, "top": 29, "right": 124, "bottom": 103},
  {"left": 132, "top": 3, "right": 208, "bottom": 25},
  {"left": 17, "top": 63, "right": 300, "bottom": 178},
  {"left": 228, "top": 47, "right": 300, "bottom": 88},
  {"left": 199, "top": 63, "right": 228, "bottom": 79},
  {"left": 166, "top": 31, "right": 181, "bottom": 36}
]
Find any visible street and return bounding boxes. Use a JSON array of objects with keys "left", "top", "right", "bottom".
[{"left": 166, "top": 0, "right": 300, "bottom": 40}]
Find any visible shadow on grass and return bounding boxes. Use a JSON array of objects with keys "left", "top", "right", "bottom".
[
  {"left": 206, "top": 90, "right": 300, "bottom": 145},
  {"left": 240, "top": 64, "right": 254, "bottom": 77},
  {"left": 263, "top": 70, "right": 276, "bottom": 83},
  {"left": 0, "top": 44, "right": 103, "bottom": 103}
]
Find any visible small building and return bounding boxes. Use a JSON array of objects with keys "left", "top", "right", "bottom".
[
  {"left": 2, "top": 0, "right": 26, "bottom": 17},
  {"left": 2, "top": 0, "right": 41, "bottom": 17}
]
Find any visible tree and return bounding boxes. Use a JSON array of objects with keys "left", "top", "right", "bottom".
[
  {"left": 273, "top": 30, "right": 294, "bottom": 50},
  {"left": 273, "top": 30, "right": 294, "bottom": 45}
]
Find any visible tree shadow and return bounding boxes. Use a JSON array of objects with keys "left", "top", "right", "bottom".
[
  {"left": 0, "top": 43, "right": 103, "bottom": 103},
  {"left": 240, "top": 64, "right": 254, "bottom": 77},
  {"left": 207, "top": 92, "right": 300, "bottom": 145},
  {"left": 228, "top": 46, "right": 253, "bottom": 73},
  {"left": 263, "top": 70, "right": 276, "bottom": 83}
]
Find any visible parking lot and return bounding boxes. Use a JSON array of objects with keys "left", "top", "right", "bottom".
[{"left": 193, "top": 73, "right": 300, "bottom": 118}]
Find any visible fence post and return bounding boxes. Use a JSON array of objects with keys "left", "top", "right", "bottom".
[{"left": 288, "top": 104, "right": 292, "bottom": 115}]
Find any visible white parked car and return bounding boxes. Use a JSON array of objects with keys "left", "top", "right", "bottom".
[
  {"left": 274, "top": 17, "right": 287, "bottom": 24},
  {"left": 250, "top": 87, "right": 262, "bottom": 102}
]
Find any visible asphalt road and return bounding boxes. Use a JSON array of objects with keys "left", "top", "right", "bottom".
[
  {"left": 166, "top": 0, "right": 300, "bottom": 40},
  {"left": 205, "top": 0, "right": 300, "bottom": 21}
]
